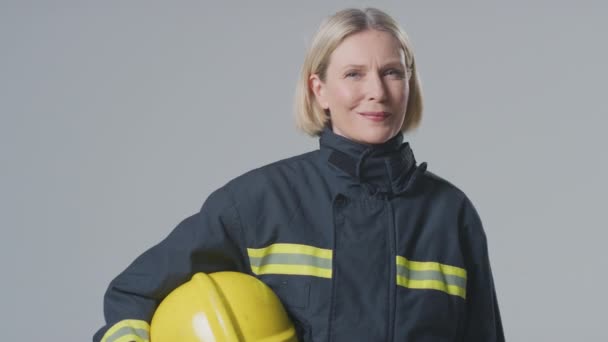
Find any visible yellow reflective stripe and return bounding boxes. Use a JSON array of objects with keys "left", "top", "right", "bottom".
[
  {"left": 396, "top": 275, "right": 466, "bottom": 299},
  {"left": 396, "top": 256, "right": 467, "bottom": 299},
  {"left": 101, "top": 319, "right": 150, "bottom": 342},
  {"left": 247, "top": 243, "right": 332, "bottom": 259},
  {"left": 114, "top": 336, "right": 146, "bottom": 342},
  {"left": 396, "top": 256, "right": 467, "bottom": 278},
  {"left": 248, "top": 243, "right": 333, "bottom": 278},
  {"left": 251, "top": 264, "right": 332, "bottom": 278}
]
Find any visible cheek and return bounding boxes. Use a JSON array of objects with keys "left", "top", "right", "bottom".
[
  {"left": 390, "top": 83, "right": 409, "bottom": 108},
  {"left": 329, "top": 83, "right": 361, "bottom": 109}
]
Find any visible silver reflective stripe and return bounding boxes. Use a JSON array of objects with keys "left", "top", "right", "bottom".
[
  {"left": 249, "top": 253, "right": 332, "bottom": 269},
  {"left": 396, "top": 266, "right": 467, "bottom": 288},
  {"left": 105, "top": 327, "right": 149, "bottom": 342}
]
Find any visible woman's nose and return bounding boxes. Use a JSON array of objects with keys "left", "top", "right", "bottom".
[{"left": 365, "top": 72, "right": 387, "bottom": 102}]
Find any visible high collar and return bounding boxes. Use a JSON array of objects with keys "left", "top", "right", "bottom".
[{"left": 319, "top": 126, "right": 425, "bottom": 195}]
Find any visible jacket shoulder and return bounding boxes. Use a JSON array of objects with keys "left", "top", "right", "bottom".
[
  {"left": 230, "top": 150, "right": 319, "bottom": 184},
  {"left": 419, "top": 168, "right": 484, "bottom": 228},
  {"left": 419, "top": 168, "right": 468, "bottom": 199},
  {"left": 217, "top": 150, "right": 320, "bottom": 204}
]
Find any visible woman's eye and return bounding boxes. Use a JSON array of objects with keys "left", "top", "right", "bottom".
[
  {"left": 345, "top": 71, "right": 361, "bottom": 78},
  {"left": 385, "top": 69, "right": 405, "bottom": 78}
]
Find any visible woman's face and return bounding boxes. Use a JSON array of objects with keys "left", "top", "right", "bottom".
[{"left": 310, "top": 29, "right": 410, "bottom": 145}]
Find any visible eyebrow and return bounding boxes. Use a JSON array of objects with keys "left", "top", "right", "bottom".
[{"left": 341, "top": 61, "right": 406, "bottom": 70}]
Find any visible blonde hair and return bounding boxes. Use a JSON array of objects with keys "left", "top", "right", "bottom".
[{"left": 295, "top": 7, "right": 423, "bottom": 136}]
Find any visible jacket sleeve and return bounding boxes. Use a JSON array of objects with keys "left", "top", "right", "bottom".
[
  {"left": 459, "top": 196, "right": 505, "bottom": 342},
  {"left": 93, "top": 186, "right": 248, "bottom": 342}
]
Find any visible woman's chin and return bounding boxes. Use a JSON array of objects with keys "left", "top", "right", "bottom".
[{"left": 332, "top": 123, "right": 400, "bottom": 145}]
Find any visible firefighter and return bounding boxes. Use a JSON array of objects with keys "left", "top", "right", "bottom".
[{"left": 94, "top": 7, "right": 504, "bottom": 342}]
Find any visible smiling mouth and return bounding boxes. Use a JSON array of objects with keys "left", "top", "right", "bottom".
[{"left": 358, "top": 111, "right": 391, "bottom": 121}]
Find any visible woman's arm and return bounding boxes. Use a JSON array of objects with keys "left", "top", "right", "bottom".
[
  {"left": 460, "top": 196, "right": 505, "bottom": 341},
  {"left": 93, "top": 186, "right": 248, "bottom": 342}
]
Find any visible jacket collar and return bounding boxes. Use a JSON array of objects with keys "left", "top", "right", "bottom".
[{"left": 319, "top": 126, "right": 426, "bottom": 195}]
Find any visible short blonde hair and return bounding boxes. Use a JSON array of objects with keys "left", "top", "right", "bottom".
[{"left": 295, "top": 7, "right": 423, "bottom": 136}]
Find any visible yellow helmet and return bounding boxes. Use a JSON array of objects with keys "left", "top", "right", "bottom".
[{"left": 150, "top": 271, "right": 298, "bottom": 342}]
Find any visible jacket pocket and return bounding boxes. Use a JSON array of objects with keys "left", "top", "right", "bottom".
[
  {"left": 262, "top": 276, "right": 313, "bottom": 341},
  {"left": 265, "top": 276, "right": 311, "bottom": 310}
]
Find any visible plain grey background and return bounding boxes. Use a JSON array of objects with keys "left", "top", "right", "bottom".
[{"left": 1, "top": 1, "right": 606, "bottom": 340}]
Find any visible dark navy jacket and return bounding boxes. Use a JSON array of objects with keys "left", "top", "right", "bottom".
[{"left": 94, "top": 127, "right": 504, "bottom": 342}]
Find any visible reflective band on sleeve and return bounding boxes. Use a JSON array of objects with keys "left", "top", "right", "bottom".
[
  {"left": 396, "top": 256, "right": 467, "bottom": 299},
  {"left": 101, "top": 319, "right": 150, "bottom": 342},
  {"left": 248, "top": 243, "right": 333, "bottom": 278}
]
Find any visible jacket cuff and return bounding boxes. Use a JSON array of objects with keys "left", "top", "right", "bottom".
[{"left": 101, "top": 319, "right": 150, "bottom": 342}]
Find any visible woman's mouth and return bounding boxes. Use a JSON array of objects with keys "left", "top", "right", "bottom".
[{"left": 358, "top": 111, "right": 391, "bottom": 122}]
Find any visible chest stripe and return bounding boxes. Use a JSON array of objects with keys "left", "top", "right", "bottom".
[
  {"left": 396, "top": 256, "right": 467, "bottom": 299},
  {"left": 248, "top": 243, "right": 333, "bottom": 278}
]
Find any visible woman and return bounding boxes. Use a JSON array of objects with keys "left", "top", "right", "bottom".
[{"left": 94, "top": 7, "right": 504, "bottom": 342}]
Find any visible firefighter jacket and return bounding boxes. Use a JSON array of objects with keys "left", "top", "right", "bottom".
[{"left": 94, "top": 127, "right": 505, "bottom": 342}]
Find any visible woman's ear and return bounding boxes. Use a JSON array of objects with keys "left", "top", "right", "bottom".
[{"left": 309, "top": 74, "right": 329, "bottom": 110}]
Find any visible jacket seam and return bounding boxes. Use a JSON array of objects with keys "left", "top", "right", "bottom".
[
  {"left": 387, "top": 197, "right": 397, "bottom": 342},
  {"left": 327, "top": 195, "right": 342, "bottom": 342},
  {"left": 223, "top": 185, "right": 251, "bottom": 273},
  {"left": 281, "top": 164, "right": 305, "bottom": 229}
]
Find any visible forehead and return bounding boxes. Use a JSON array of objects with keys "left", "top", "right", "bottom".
[{"left": 329, "top": 29, "right": 405, "bottom": 67}]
